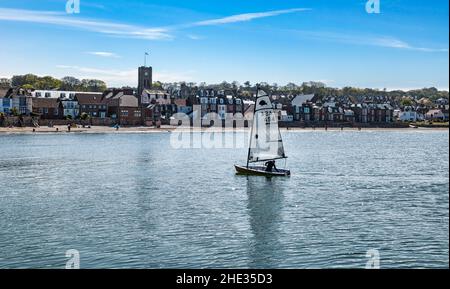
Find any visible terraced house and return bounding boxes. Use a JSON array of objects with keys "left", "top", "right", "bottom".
[
  {"left": 75, "top": 93, "right": 107, "bottom": 118},
  {"left": 0, "top": 88, "right": 32, "bottom": 115}
]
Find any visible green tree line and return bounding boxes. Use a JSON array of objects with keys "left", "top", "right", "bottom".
[{"left": 8, "top": 74, "right": 107, "bottom": 92}]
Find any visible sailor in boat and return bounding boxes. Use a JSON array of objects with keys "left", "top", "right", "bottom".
[{"left": 265, "top": 160, "right": 278, "bottom": 172}]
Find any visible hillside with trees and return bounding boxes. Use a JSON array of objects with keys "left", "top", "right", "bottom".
[{"left": 7, "top": 74, "right": 107, "bottom": 92}]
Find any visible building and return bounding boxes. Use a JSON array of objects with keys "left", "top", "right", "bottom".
[
  {"left": 75, "top": 93, "right": 107, "bottom": 118},
  {"left": 425, "top": 109, "right": 446, "bottom": 121},
  {"left": 32, "top": 98, "right": 61, "bottom": 119},
  {"left": 32, "top": 90, "right": 78, "bottom": 99},
  {"left": 174, "top": 99, "right": 192, "bottom": 115},
  {"left": 60, "top": 95, "right": 79, "bottom": 119},
  {"left": 398, "top": 107, "right": 424, "bottom": 122},
  {"left": 0, "top": 88, "right": 32, "bottom": 115},
  {"left": 0, "top": 97, "right": 12, "bottom": 114},
  {"left": 291, "top": 94, "right": 315, "bottom": 121},
  {"left": 351, "top": 104, "right": 368, "bottom": 123},
  {"left": 105, "top": 89, "right": 141, "bottom": 125},
  {"left": 138, "top": 66, "right": 152, "bottom": 96},
  {"left": 141, "top": 89, "right": 170, "bottom": 105}
]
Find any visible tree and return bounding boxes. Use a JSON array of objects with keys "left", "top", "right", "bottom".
[
  {"left": 11, "top": 107, "right": 20, "bottom": 116},
  {"left": 22, "top": 84, "right": 34, "bottom": 90},
  {"left": 0, "top": 78, "right": 11, "bottom": 88},
  {"left": 152, "top": 81, "right": 163, "bottom": 90},
  {"left": 35, "top": 76, "right": 62, "bottom": 90},
  {"left": 12, "top": 74, "right": 38, "bottom": 87},
  {"left": 80, "top": 112, "right": 89, "bottom": 121},
  {"left": 80, "top": 79, "right": 107, "bottom": 92},
  {"left": 401, "top": 98, "right": 413, "bottom": 107},
  {"left": 61, "top": 76, "right": 82, "bottom": 91}
]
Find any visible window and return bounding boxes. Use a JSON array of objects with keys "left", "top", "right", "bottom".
[
  {"left": 93, "top": 105, "right": 97, "bottom": 109},
  {"left": 3, "top": 98, "right": 10, "bottom": 107},
  {"left": 45, "top": 92, "right": 51, "bottom": 98},
  {"left": 121, "top": 110, "right": 129, "bottom": 116},
  {"left": 19, "top": 97, "right": 27, "bottom": 106},
  {"left": 134, "top": 111, "right": 141, "bottom": 117},
  {"left": 54, "top": 109, "right": 59, "bottom": 116},
  {"left": 60, "top": 93, "right": 66, "bottom": 98},
  {"left": 44, "top": 108, "right": 48, "bottom": 114},
  {"left": 36, "top": 92, "right": 41, "bottom": 97},
  {"left": 82, "top": 105, "right": 86, "bottom": 109}
]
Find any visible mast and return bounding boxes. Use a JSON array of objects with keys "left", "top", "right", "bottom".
[{"left": 246, "top": 86, "right": 259, "bottom": 168}]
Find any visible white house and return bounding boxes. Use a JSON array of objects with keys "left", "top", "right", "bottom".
[
  {"left": 32, "top": 90, "right": 79, "bottom": 99},
  {"left": 291, "top": 94, "right": 315, "bottom": 107},
  {"left": 60, "top": 96, "right": 79, "bottom": 119},
  {"left": 425, "top": 109, "right": 445, "bottom": 121},
  {"left": 399, "top": 111, "right": 424, "bottom": 122},
  {"left": 141, "top": 89, "right": 170, "bottom": 105}
]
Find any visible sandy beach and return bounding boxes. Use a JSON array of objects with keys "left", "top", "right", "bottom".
[{"left": 0, "top": 125, "right": 448, "bottom": 135}]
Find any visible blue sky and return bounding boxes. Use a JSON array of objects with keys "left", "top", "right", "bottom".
[{"left": 0, "top": 0, "right": 448, "bottom": 90}]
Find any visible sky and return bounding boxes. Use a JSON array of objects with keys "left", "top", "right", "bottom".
[{"left": 0, "top": 0, "right": 448, "bottom": 90}]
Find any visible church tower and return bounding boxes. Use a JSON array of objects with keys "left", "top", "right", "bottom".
[{"left": 138, "top": 66, "right": 152, "bottom": 96}]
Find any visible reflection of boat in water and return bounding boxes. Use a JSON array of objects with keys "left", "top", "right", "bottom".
[
  {"left": 235, "top": 88, "right": 290, "bottom": 177},
  {"left": 246, "top": 177, "right": 284, "bottom": 268}
]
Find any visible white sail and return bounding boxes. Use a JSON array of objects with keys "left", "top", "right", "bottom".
[{"left": 248, "top": 90, "right": 286, "bottom": 163}]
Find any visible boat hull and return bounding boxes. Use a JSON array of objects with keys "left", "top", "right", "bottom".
[{"left": 234, "top": 165, "right": 291, "bottom": 177}]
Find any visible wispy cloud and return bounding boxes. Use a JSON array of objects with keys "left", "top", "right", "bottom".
[
  {"left": 292, "top": 30, "right": 449, "bottom": 53},
  {"left": 0, "top": 7, "right": 311, "bottom": 41},
  {"left": 186, "top": 34, "right": 203, "bottom": 40},
  {"left": 0, "top": 8, "right": 172, "bottom": 40},
  {"left": 86, "top": 51, "right": 121, "bottom": 58},
  {"left": 371, "top": 37, "right": 449, "bottom": 52},
  {"left": 192, "top": 8, "right": 311, "bottom": 26}
]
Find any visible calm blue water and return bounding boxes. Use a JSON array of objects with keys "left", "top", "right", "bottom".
[{"left": 0, "top": 130, "right": 448, "bottom": 268}]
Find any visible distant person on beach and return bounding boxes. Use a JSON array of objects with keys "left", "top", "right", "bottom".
[
  {"left": 115, "top": 124, "right": 120, "bottom": 131},
  {"left": 67, "top": 124, "right": 71, "bottom": 132}
]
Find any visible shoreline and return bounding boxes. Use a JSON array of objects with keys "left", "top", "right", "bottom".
[{"left": 0, "top": 125, "right": 448, "bottom": 135}]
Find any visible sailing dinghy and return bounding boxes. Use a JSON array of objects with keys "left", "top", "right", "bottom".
[{"left": 235, "top": 89, "right": 290, "bottom": 177}]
